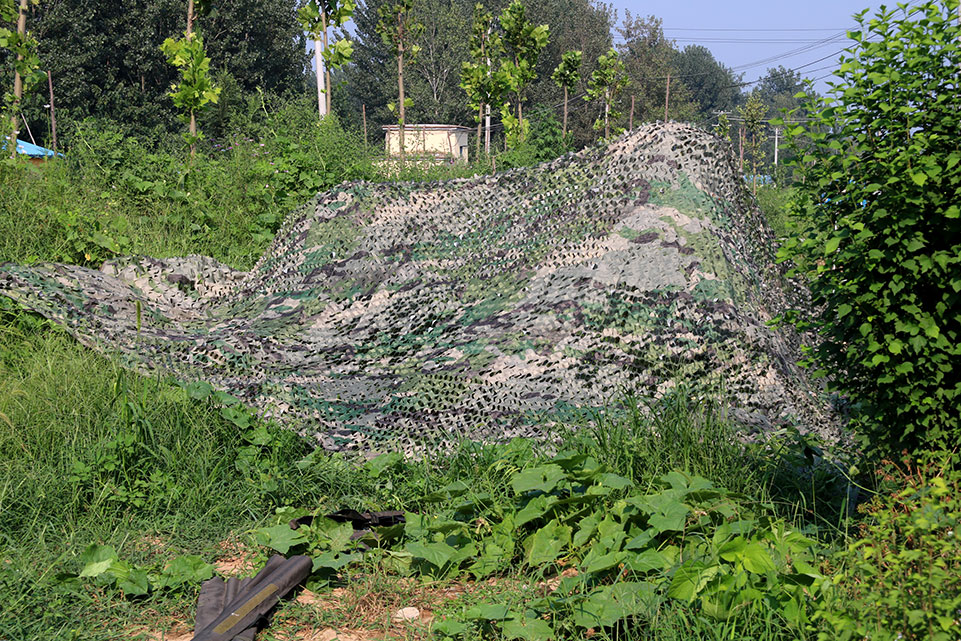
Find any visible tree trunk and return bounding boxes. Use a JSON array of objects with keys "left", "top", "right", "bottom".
[
  {"left": 664, "top": 73, "right": 671, "bottom": 122},
  {"left": 476, "top": 102, "right": 483, "bottom": 160},
  {"left": 47, "top": 70, "right": 57, "bottom": 155},
  {"left": 9, "top": 0, "right": 27, "bottom": 159},
  {"left": 323, "top": 11, "right": 331, "bottom": 114},
  {"left": 187, "top": 0, "right": 196, "bottom": 157},
  {"left": 517, "top": 97, "right": 523, "bottom": 144},
  {"left": 315, "top": 39, "right": 326, "bottom": 118},
  {"left": 604, "top": 89, "right": 610, "bottom": 139},
  {"left": 398, "top": 37, "right": 405, "bottom": 164},
  {"left": 562, "top": 86, "right": 568, "bottom": 137}
]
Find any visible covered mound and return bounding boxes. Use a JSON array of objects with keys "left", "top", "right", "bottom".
[{"left": 0, "top": 123, "right": 829, "bottom": 451}]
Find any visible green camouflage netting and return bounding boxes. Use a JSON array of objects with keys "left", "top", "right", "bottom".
[{"left": 0, "top": 123, "right": 832, "bottom": 451}]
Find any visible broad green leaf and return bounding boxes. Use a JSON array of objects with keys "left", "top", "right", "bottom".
[
  {"left": 78, "top": 544, "right": 119, "bottom": 578},
  {"left": 824, "top": 236, "right": 841, "bottom": 254},
  {"left": 511, "top": 464, "right": 566, "bottom": 494},
  {"left": 406, "top": 541, "right": 457, "bottom": 570},
  {"left": 502, "top": 616, "right": 554, "bottom": 641},
  {"left": 158, "top": 555, "right": 214, "bottom": 589},
  {"left": 256, "top": 523, "right": 308, "bottom": 554},
  {"left": 667, "top": 561, "right": 719, "bottom": 601},
  {"left": 572, "top": 582, "right": 659, "bottom": 628},
  {"left": 118, "top": 568, "right": 151, "bottom": 596},
  {"left": 465, "top": 603, "right": 511, "bottom": 621},
  {"left": 525, "top": 520, "right": 571, "bottom": 566},
  {"left": 739, "top": 542, "right": 776, "bottom": 574},
  {"left": 623, "top": 548, "right": 670, "bottom": 574}
]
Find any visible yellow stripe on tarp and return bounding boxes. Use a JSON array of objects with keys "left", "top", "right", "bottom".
[{"left": 213, "top": 583, "right": 279, "bottom": 635}]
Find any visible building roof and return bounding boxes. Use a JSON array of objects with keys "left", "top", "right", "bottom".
[{"left": 382, "top": 124, "right": 472, "bottom": 132}]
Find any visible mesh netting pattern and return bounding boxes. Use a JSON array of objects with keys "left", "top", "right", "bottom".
[{"left": 0, "top": 123, "right": 830, "bottom": 451}]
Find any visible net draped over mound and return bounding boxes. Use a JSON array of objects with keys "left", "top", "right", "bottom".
[{"left": 0, "top": 123, "right": 830, "bottom": 451}]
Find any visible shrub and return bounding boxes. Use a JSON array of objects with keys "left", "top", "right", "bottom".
[
  {"left": 815, "top": 460, "right": 961, "bottom": 641},
  {"left": 780, "top": 0, "right": 961, "bottom": 458}
]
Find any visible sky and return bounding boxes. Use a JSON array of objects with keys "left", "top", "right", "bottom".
[{"left": 608, "top": 0, "right": 902, "bottom": 92}]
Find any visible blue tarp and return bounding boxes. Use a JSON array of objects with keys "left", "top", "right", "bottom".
[
  {"left": 15, "top": 138, "right": 58, "bottom": 158},
  {"left": 1, "top": 138, "right": 60, "bottom": 158}
]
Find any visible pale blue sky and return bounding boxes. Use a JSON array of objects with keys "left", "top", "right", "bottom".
[{"left": 609, "top": 0, "right": 901, "bottom": 91}]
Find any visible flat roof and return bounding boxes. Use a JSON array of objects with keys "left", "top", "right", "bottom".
[{"left": 382, "top": 124, "right": 472, "bottom": 132}]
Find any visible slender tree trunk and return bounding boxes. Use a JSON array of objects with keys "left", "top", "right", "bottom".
[
  {"left": 751, "top": 131, "right": 757, "bottom": 194},
  {"left": 362, "top": 103, "right": 368, "bottom": 148},
  {"left": 517, "top": 95, "right": 523, "bottom": 144},
  {"left": 562, "top": 86, "right": 568, "bottom": 137},
  {"left": 476, "top": 102, "right": 483, "bottom": 160},
  {"left": 398, "top": 29, "right": 405, "bottom": 164},
  {"left": 187, "top": 0, "right": 196, "bottom": 157},
  {"left": 9, "top": 0, "right": 27, "bottom": 159},
  {"left": 630, "top": 95, "right": 635, "bottom": 130},
  {"left": 740, "top": 126, "right": 745, "bottom": 173},
  {"left": 47, "top": 71, "right": 57, "bottom": 155},
  {"left": 604, "top": 89, "right": 610, "bottom": 139},
  {"left": 664, "top": 73, "right": 671, "bottom": 122},
  {"left": 315, "top": 39, "right": 326, "bottom": 118},
  {"left": 323, "top": 12, "right": 331, "bottom": 114}
]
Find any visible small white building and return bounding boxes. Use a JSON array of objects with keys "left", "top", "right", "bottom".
[{"left": 383, "top": 124, "right": 471, "bottom": 164}]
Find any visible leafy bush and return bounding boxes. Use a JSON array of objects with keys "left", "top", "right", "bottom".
[
  {"left": 815, "top": 461, "right": 961, "bottom": 641},
  {"left": 780, "top": 0, "right": 961, "bottom": 457},
  {"left": 256, "top": 449, "right": 824, "bottom": 638}
]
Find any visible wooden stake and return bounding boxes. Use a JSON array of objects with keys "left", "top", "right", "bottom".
[{"left": 663, "top": 73, "right": 671, "bottom": 122}]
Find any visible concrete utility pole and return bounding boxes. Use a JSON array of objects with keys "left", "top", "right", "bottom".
[
  {"left": 9, "top": 0, "right": 27, "bottom": 159},
  {"left": 773, "top": 126, "right": 780, "bottom": 167}
]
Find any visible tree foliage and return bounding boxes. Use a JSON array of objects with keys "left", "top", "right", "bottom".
[
  {"left": 1, "top": 0, "right": 42, "bottom": 150},
  {"left": 497, "top": 0, "right": 548, "bottom": 147},
  {"left": 20, "top": 0, "right": 307, "bottom": 139},
  {"left": 550, "top": 49, "right": 580, "bottom": 136},
  {"left": 376, "top": 0, "right": 423, "bottom": 160},
  {"left": 584, "top": 47, "right": 625, "bottom": 139},
  {"left": 297, "top": 0, "right": 355, "bottom": 117},
  {"left": 160, "top": 29, "right": 220, "bottom": 149},
  {"left": 781, "top": 0, "right": 961, "bottom": 458}
]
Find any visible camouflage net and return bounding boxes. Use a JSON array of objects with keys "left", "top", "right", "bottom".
[{"left": 0, "top": 123, "right": 832, "bottom": 451}]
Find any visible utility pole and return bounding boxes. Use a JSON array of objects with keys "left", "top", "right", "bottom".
[
  {"left": 773, "top": 126, "right": 780, "bottom": 167},
  {"left": 9, "top": 0, "right": 27, "bottom": 159}
]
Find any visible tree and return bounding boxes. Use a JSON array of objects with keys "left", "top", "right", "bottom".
[
  {"left": 781, "top": 0, "right": 961, "bottom": 458},
  {"left": 737, "top": 91, "right": 766, "bottom": 193},
  {"left": 551, "top": 49, "right": 580, "bottom": 138},
  {"left": 584, "top": 47, "right": 626, "bottom": 139},
  {"left": 297, "top": 0, "right": 354, "bottom": 119},
  {"left": 2, "top": 0, "right": 40, "bottom": 157},
  {"left": 376, "top": 0, "right": 423, "bottom": 163},
  {"left": 616, "top": 12, "right": 696, "bottom": 126},
  {"left": 498, "top": 0, "right": 548, "bottom": 147},
  {"left": 160, "top": 0, "right": 220, "bottom": 156},
  {"left": 461, "top": 3, "right": 506, "bottom": 157},
  {"left": 21, "top": 0, "right": 307, "bottom": 140},
  {"left": 672, "top": 44, "right": 741, "bottom": 121}
]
